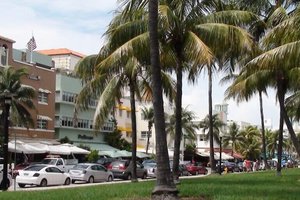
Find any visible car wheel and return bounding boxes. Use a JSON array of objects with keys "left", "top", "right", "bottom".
[
  {"left": 18, "top": 183, "right": 26, "bottom": 188},
  {"left": 64, "top": 178, "right": 71, "bottom": 185},
  {"left": 107, "top": 175, "right": 113, "bottom": 182},
  {"left": 127, "top": 173, "right": 132, "bottom": 180},
  {"left": 71, "top": 180, "right": 76, "bottom": 184},
  {"left": 40, "top": 179, "right": 47, "bottom": 187},
  {"left": 88, "top": 176, "right": 94, "bottom": 183}
]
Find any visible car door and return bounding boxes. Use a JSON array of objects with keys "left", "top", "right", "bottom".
[
  {"left": 47, "top": 167, "right": 64, "bottom": 185},
  {"left": 136, "top": 162, "right": 143, "bottom": 178},
  {"left": 90, "top": 165, "right": 99, "bottom": 182}
]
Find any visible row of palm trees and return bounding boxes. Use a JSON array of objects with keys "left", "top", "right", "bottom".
[{"left": 74, "top": 0, "right": 300, "bottom": 198}]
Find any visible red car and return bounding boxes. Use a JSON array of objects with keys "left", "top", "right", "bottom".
[
  {"left": 185, "top": 162, "right": 208, "bottom": 175},
  {"left": 12, "top": 163, "right": 31, "bottom": 178}
]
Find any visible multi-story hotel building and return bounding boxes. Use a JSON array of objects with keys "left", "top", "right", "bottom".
[{"left": 38, "top": 49, "right": 115, "bottom": 152}]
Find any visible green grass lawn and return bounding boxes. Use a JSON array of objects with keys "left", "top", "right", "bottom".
[{"left": 1, "top": 168, "right": 300, "bottom": 200}]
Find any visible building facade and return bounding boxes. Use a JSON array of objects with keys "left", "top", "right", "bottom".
[
  {"left": 38, "top": 48, "right": 114, "bottom": 151},
  {"left": 1, "top": 35, "right": 56, "bottom": 141}
]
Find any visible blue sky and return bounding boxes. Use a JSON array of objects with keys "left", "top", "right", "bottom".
[{"left": 0, "top": 0, "right": 280, "bottom": 129}]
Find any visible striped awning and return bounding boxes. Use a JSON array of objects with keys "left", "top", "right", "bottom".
[{"left": 37, "top": 115, "right": 52, "bottom": 121}]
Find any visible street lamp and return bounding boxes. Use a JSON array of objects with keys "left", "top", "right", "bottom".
[
  {"left": 1, "top": 96, "right": 12, "bottom": 191},
  {"left": 219, "top": 136, "right": 222, "bottom": 175}
]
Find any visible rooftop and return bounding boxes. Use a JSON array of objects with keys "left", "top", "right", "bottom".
[{"left": 38, "top": 48, "right": 85, "bottom": 58}]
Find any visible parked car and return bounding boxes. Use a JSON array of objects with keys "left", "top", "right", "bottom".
[
  {"left": 69, "top": 163, "right": 113, "bottom": 183},
  {"left": 185, "top": 162, "right": 208, "bottom": 175},
  {"left": 223, "top": 161, "right": 237, "bottom": 173},
  {"left": 12, "top": 162, "right": 31, "bottom": 178},
  {"left": 143, "top": 162, "right": 157, "bottom": 178},
  {"left": 179, "top": 164, "right": 190, "bottom": 176},
  {"left": 0, "top": 169, "right": 12, "bottom": 188},
  {"left": 16, "top": 164, "right": 71, "bottom": 188},
  {"left": 40, "top": 156, "right": 77, "bottom": 172},
  {"left": 97, "top": 157, "right": 117, "bottom": 168},
  {"left": 142, "top": 159, "right": 156, "bottom": 165},
  {"left": 107, "top": 160, "right": 147, "bottom": 180}
]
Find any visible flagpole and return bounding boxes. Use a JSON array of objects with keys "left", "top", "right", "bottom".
[{"left": 30, "top": 49, "right": 33, "bottom": 63}]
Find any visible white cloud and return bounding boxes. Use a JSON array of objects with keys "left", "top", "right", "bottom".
[{"left": 0, "top": 0, "right": 118, "bottom": 54}]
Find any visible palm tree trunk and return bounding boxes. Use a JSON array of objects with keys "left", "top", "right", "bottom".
[
  {"left": 258, "top": 91, "right": 269, "bottom": 169},
  {"left": 281, "top": 105, "right": 300, "bottom": 157},
  {"left": 1, "top": 103, "right": 10, "bottom": 190},
  {"left": 277, "top": 109, "right": 284, "bottom": 176},
  {"left": 146, "top": 126, "right": 151, "bottom": 154},
  {"left": 149, "top": 0, "right": 178, "bottom": 198},
  {"left": 208, "top": 65, "right": 216, "bottom": 172},
  {"left": 173, "top": 62, "right": 183, "bottom": 182},
  {"left": 276, "top": 76, "right": 285, "bottom": 176},
  {"left": 129, "top": 80, "right": 138, "bottom": 182}
]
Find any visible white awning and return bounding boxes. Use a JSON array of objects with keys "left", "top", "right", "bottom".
[
  {"left": 214, "top": 152, "right": 234, "bottom": 160},
  {"left": 8, "top": 140, "right": 47, "bottom": 154},
  {"left": 38, "top": 88, "right": 51, "bottom": 93},
  {"left": 37, "top": 115, "right": 52, "bottom": 121}
]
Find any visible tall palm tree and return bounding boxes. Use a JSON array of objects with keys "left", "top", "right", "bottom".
[
  {"left": 222, "top": 122, "right": 244, "bottom": 156},
  {"left": 141, "top": 106, "right": 154, "bottom": 154},
  {"left": 0, "top": 66, "right": 35, "bottom": 190},
  {"left": 149, "top": 0, "right": 178, "bottom": 198},
  {"left": 98, "top": 0, "right": 257, "bottom": 177},
  {"left": 242, "top": 5, "right": 300, "bottom": 162}
]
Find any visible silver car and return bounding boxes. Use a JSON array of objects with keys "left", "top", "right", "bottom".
[{"left": 69, "top": 163, "right": 113, "bottom": 183}]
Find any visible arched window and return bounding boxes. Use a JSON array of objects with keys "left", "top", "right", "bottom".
[{"left": 0, "top": 45, "right": 8, "bottom": 66}]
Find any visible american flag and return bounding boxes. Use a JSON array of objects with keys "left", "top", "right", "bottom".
[{"left": 27, "top": 36, "right": 37, "bottom": 51}]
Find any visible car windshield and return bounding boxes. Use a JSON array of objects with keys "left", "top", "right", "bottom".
[
  {"left": 41, "top": 159, "right": 57, "bottom": 165},
  {"left": 24, "top": 165, "right": 45, "bottom": 171},
  {"left": 72, "top": 164, "right": 89, "bottom": 170}
]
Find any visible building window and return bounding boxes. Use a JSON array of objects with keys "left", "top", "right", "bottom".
[
  {"left": 77, "top": 119, "right": 89, "bottom": 129},
  {"left": 88, "top": 99, "right": 98, "bottom": 107},
  {"left": 199, "top": 134, "right": 205, "bottom": 141},
  {"left": 37, "top": 119, "right": 48, "bottom": 129},
  {"left": 38, "top": 92, "right": 48, "bottom": 103},
  {"left": 119, "top": 110, "right": 123, "bottom": 117},
  {"left": 141, "top": 131, "right": 151, "bottom": 139},
  {"left": 62, "top": 91, "right": 77, "bottom": 103},
  {"left": 0, "top": 45, "right": 8, "bottom": 66},
  {"left": 61, "top": 116, "right": 73, "bottom": 127}
]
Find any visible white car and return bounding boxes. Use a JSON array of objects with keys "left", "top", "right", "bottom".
[
  {"left": 0, "top": 169, "right": 12, "bottom": 188},
  {"left": 16, "top": 164, "right": 71, "bottom": 188},
  {"left": 69, "top": 163, "right": 113, "bottom": 183}
]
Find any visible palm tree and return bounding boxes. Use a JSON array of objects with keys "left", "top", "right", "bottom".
[
  {"left": 266, "top": 129, "right": 278, "bottom": 159},
  {"left": 199, "top": 114, "right": 225, "bottom": 145},
  {"left": 239, "top": 126, "right": 261, "bottom": 160},
  {"left": 0, "top": 66, "right": 35, "bottom": 190},
  {"left": 141, "top": 106, "right": 154, "bottom": 154},
  {"left": 149, "top": 0, "right": 178, "bottom": 198},
  {"left": 166, "top": 106, "right": 199, "bottom": 148},
  {"left": 241, "top": 5, "right": 300, "bottom": 168},
  {"left": 97, "top": 0, "right": 257, "bottom": 177},
  {"left": 222, "top": 122, "right": 244, "bottom": 156}
]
